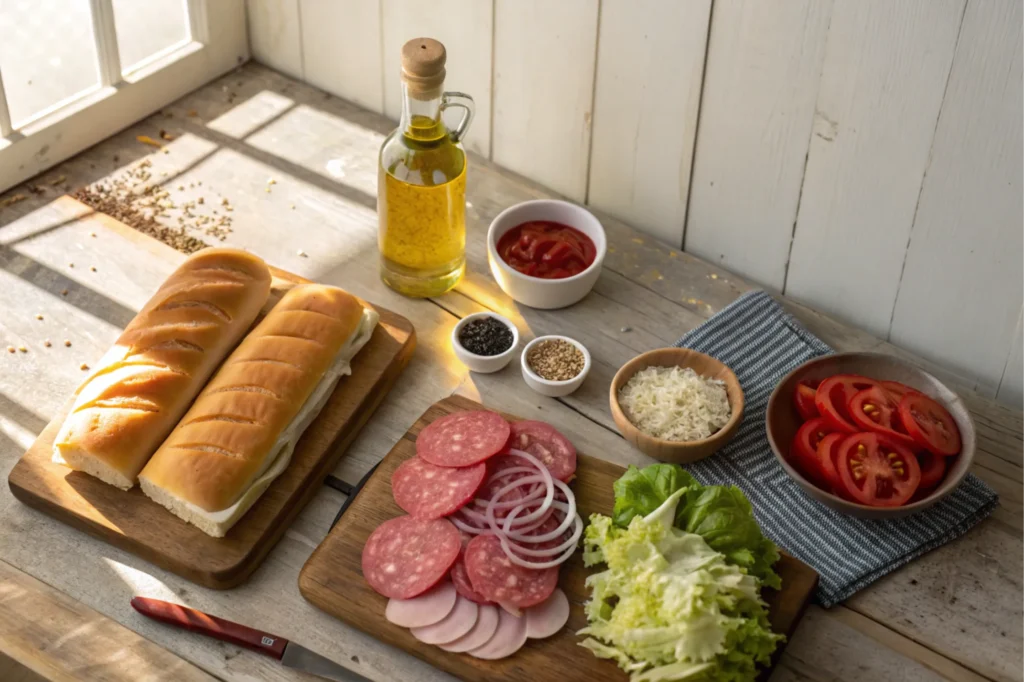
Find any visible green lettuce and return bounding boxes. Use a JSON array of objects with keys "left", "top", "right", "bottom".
[
  {"left": 610, "top": 464, "right": 781, "bottom": 590},
  {"left": 579, "top": 490, "right": 784, "bottom": 681}
]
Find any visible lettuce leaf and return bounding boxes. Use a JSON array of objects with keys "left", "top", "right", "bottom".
[
  {"left": 611, "top": 464, "right": 781, "bottom": 590},
  {"left": 579, "top": 491, "right": 784, "bottom": 681}
]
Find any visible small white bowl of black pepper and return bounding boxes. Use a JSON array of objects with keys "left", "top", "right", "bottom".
[
  {"left": 452, "top": 312, "right": 519, "bottom": 374},
  {"left": 521, "top": 335, "right": 591, "bottom": 397}
]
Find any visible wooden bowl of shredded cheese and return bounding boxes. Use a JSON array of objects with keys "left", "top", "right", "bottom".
[{"left": 609, "top": 348, "right": 744, "bottom": 463}]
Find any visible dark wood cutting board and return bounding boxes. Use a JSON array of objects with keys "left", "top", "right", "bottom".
[
  {"left": 8, "top": 216, "right": 416, "bottom": 589},
  {"left": 299, "top": 395, "right": 819, "bottom": 682}
]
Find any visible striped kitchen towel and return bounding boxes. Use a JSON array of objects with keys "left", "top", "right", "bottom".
[{"left": 676, "top": 290, "right": 999, "bottom": 606}]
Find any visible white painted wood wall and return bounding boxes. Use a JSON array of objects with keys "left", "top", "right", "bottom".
[{"left": 245, "top": 0, "right": 1023, "bottom": 407}]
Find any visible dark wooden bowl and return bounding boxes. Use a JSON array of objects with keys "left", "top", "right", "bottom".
[
  {"left": 766, "top": 352, "right": 975, "bottom": 519},
  {"left": 610, "top": 348, "right": 744, "bottom": 463}
]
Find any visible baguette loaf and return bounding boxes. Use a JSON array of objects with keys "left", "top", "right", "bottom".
[
  {"left": 53, "top": 248, "right": 272, "bottom": 489},
  {"left": 139, "top": 284, "right": 378, "bottom": 537}
]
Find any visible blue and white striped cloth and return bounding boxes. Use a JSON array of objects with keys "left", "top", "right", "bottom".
[{"left": 676, "top": 290, "right": 999, "bottom": 606}]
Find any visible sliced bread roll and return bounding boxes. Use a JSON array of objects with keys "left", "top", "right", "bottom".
[
  {"left": 53, "top": 248, "right": 272, "bottom": 489},
  {"left": 139, "top": 284, "right": 379, "bottom": 537}
]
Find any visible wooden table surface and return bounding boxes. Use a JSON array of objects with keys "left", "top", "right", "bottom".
[{"left": 0, "top": 63, "right": 1019, "bottom": 682}]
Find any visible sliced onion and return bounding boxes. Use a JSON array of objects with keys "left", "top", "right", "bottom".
[
  {"left": 485, "top": 474, "right": 552, "bottom": 530},
  {"left": 501, "top": 514, "right": 583, "bottom": 558},
  {"left": 493, "top": 520, "right": 582, "bottom": 569},
  {"left": 503, "top": 483, "right": 575, "bottom": 542},
  {"left": 451, "top": 514, "right": 488, "bottom": 535}
]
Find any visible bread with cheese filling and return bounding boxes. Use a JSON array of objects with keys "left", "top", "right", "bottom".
[
  {"left": 138, "top": 283, "right": 378, "bottom": 537},
  {"left": 52, "top": 248, "right": 272, "bottom": 489}
]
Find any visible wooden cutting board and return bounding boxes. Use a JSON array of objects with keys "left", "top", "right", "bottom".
[
  {"left": 299, "top": 395, "right": 819, "bottom": 682},
  {"left": 8, "top": 256, "right": 416, "bottom": 589}
]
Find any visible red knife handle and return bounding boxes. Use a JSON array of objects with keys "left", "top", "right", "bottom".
[{"left": 131, "top": 597, "right": 288, "bottom": 659}]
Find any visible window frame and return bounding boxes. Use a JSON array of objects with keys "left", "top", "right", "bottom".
[{"left": 0, "top": 0, "right": 248, "bottom": 192}]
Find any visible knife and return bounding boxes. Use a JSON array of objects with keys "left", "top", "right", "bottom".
[{"left": 131, "top": 597, "right": 370, "bottom": 681}]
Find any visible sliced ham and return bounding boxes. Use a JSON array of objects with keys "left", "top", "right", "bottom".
[
  {"left": 467, "top": 607, "right": 528, "bottom": 660},
  {"left": 384, "top": 582, "right": 457, "bottom": 628},
  {"left": 410, "top": 595, "right": 479, "bottom": 645},
  {"left": 438, "top": 604, "right": 500, "bottom": 653},
  {"left": 525, "top": 588, "right": 569, "bottom": 639}
]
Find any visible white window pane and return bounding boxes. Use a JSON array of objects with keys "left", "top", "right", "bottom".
[
  {"left": 0, "top": 0, "right": 100, "bottom": 127},
  {"left": 112, "top": 0, "right": 190, "bottom": 72}
]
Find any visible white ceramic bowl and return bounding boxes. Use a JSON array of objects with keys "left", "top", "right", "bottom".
[
  {"left": 451, "top": 312, "right": 519, "bottom": 374},
  {"left": 487, "top": 200, "right": 607, "bottom": 309},
  {"left": 520, "top": 335, "right": 591, "bottom": 397}
]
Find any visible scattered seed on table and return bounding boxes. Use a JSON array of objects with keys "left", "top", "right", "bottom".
[
  {"left": 89, "top": 231, "right": 96, "bottom": 237},
  {"left": 80, "top": 363, "right": 89, "bottom": 370},
  {"left": 297, "top": 249, "right": 307, "bottom": 257},
  {"left": 68, "top": 263, "right": 74, "bottom": 268},
  {"left": 18, "top": 346, "right": 28, "bottom": 353},
  {"left": 35, "top": 314, "right": 43, "bottom": 320},
  {"left": 43, "top": 340, "right": 51, "bottom": 347},
  {"left": 61, "top": 289, "right": 68, "bottom": 296},
  {"left": 527, "top": 339, "right": 585, "bottom": 381},
  {"left": 64, "top": 340, "right": 71, "bottom": 347},
  {"left": 6, "top": 346, "right": 14, "bottom": 353},
  {"left": 620, "top": 326, "right": 632, "bottom": 333},
  {"left": 90, "top": 266, "right": 97, "bottom": 272}
]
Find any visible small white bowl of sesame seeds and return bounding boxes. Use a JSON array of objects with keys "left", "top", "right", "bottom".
[{"left": 520, "top": 335, "right": 591, "bottom": 397}]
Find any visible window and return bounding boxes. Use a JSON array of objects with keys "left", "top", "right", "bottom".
[{"left": 0, "top": 0, "right": 248, "bottom": 192}]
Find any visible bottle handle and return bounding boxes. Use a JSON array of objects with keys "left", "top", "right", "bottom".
[{"left": 441, "top": 91, "right": 475, "bottom": 144}]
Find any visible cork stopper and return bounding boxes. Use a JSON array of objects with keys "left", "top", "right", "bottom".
[{"left": 401, "top": 37, "right": 446, "bottom": 99}]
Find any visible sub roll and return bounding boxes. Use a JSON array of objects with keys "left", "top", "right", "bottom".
[
  {"left": 53, "top": 248, "right": 272, "bottom": 489},
  {"left": 139, "top": 284, "right": 379, "bottom": 537}
]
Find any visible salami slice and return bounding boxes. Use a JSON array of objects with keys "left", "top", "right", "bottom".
[
  {"left": 417, "top": 411, "right": 511, "bottom": 468},
  {"left": 452, "top": 554, "right": 492, "bottom": 604},
  {"left": 452, "top": 531, "right": 493, "bottom": 604},
  {"left": 361, "top": 516, "right": 460, "bottom": 599},
  {"left": 474, "top": 455, "right": 536, "bottom": 518},
  {"left": 507, "top": 420, "right": 577, "bottom": 481},
  {"left": 392, "top": 457, "right": 486, "bottom": 519},
  {"left": 464, "top": 534, "right": 558, "bottom": 608}
]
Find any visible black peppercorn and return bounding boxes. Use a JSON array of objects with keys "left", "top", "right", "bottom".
[{"left": 458, "top": 316, "right": 514, "bottom": 356}]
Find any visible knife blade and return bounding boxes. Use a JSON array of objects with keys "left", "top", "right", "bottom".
[{"left": 131, "top": 597, "right": 369, "bottom": 681}]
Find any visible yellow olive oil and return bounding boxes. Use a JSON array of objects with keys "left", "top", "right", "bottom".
[{"left": 378, "top": 38, "right": 474, "bottom": 297}]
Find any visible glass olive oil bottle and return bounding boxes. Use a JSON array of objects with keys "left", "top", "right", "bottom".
[{"left": 378, "top": 38, "right": 474, "bottom": 297}]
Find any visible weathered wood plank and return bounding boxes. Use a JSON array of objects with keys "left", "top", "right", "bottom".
[
  {"left": 999, "top": 311, "right": 1024, "bottom": 408},
  {"left": 246, "top": 0, "right": 304, "bottom": 80},
  {"left": 0, "top": 558, "right": 215, "bottom": 682},
  {"left": 784, "top": 0, "right": 965, "bottom": 337},
  {"left": 492, "top": 0, "right": 599, "bottom": 202},
  {"left": 889, "top": 0, "right": 1023, "bottom": 398},
  {"left": 587, "top": 0, "right": 711, "bottom": 247},
  {"left": 685, "top": 0, "right": 831, "bottom": 288},
  {"left": 300, "top": 0, "right": 385, "bottom": 114}
]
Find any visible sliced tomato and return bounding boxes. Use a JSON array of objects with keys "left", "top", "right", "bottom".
[
  {"left": 791, "top": 417, "right": 834, "bottom": 486},
  {"left": 793, "top": 382, "right": 819, "bottom": 421},
  {"left": 898, "top": 392, "right": 962, "bottom": 456},
  {"left": 815, "top": 374, "right": 881, "bottom": 432},
  {"left": 836, "top": 433, "right": 921, "bottom": 507},
  {"left": 881, "top": 380, "right": 913, "bottom": 401},
  {"left": 816, "top": 432, "right": 845, "bottom": 493},
  {"left": 849, "top": 386, "right": 916, "bottom": 447},
  {"left": 915, "top": 451, "right": 947, "bottom": 490}
]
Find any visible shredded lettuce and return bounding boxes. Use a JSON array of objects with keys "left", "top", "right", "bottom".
[
  {"left": 579, "top": 490, "right": 784, "bottom": 681},
  {"left": 610, "top": 464, "right": 781, "bottom": 589}
]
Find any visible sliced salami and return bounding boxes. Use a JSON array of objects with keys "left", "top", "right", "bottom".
[
  {"left": 474, "top": 455, "right": 535, "bottom": 518},
  {"left": 451, "top": 554, "right": 492, "bottom": 604},
  {"left": 361, "top": 516, "right": 460, "bottom": 599},
  {"left": 417, "top": 411, "right": 511, "bottom": 468},
  {"left": 391, "top": 457, "right": 486, "bottom": 519},
  {"left": 507, "top": 420, "right": 577, "bottom": 481},
  {"left": 464, "top": 534, "right": 558, "bottom": 608}
]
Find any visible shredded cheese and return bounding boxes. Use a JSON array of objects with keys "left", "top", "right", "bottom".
[{"left": 618, "top": 366, "right": 731, "bottom": 442}]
